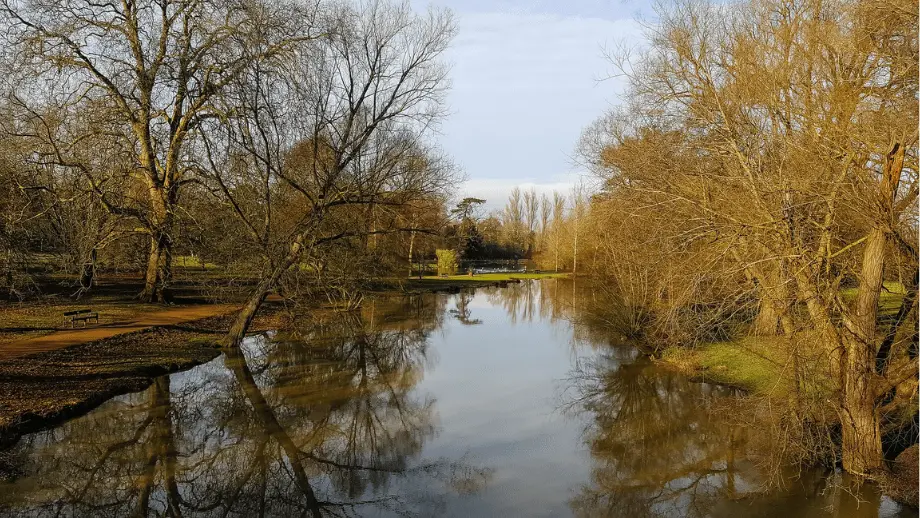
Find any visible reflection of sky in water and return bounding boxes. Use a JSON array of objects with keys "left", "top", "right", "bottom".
[
  {"left": 415, "top": 289, "right": 597, "bottom": 516},
  {"left": 2, "top": 280, "right": 913, "bottom": 518}
]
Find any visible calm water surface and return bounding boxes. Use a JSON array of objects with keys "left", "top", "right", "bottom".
[{"left": 0, "top": 280, "right": 911, "bottom": 517}]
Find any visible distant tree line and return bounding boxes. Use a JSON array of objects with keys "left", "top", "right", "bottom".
[{"left": 442, "top": 187, "right": 589, "bottom": 269}]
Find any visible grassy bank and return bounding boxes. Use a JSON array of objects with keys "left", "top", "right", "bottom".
[
  {"left": 660, "top": 336, "right": 794, "bottom": 395},
  {"left": 659, "top": 283, "right": 908, "bottom": 396}
]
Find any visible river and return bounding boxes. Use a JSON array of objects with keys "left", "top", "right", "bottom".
[{"left": 0, "top": 280, "right": 911, "bottom": 517}]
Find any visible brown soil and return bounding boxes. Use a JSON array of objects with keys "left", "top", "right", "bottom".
[
  {"left": 0, "top": 303, "right": 238, "bottom": 360},
  {"left": 0, "top": 306, "right": 289, "bottom": 447},
  {"left": 881, "top": 444, "right": 919, "bottom": 508}
]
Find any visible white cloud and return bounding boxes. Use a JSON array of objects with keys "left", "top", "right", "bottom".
[{"left": 436, "top": 10, "right": 644, "bottom": 195}]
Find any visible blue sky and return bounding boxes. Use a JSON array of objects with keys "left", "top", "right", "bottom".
[{"left": 413, "top": 0, "right": 652, "bottom": 211}]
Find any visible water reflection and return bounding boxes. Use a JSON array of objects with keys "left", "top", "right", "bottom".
[
  {"left": 565, "top": 351, "right": 753, "bottom": 517},
  {"left": 449, "top": 292, "right": 482, "bottom": 326},
  {"left": 0, "top": 296, "right": 488, "bottom": 517},
  {"left": 0, "top": 281, "right": 911, "bottom": 517},
  {"left": 555, "top": 279, "right": 911, "bottom": 518}
]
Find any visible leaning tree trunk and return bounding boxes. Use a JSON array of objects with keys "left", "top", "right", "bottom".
[
  {"left": 223, "top": 235, "right": 306, "bottom": 347},
  {"left": 225, "top": 346, "right": 323, "bottom": 516}
]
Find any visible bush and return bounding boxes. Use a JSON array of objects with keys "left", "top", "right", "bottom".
[{"left": 435, "top": 249, "right": 458, "bottom": 276}]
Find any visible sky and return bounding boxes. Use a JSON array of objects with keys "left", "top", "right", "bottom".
[{"left": 412, "top": 0, "right": 653, "bottom": 212}]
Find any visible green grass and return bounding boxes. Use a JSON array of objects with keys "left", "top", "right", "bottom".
[
  {"left": 174, "top": 255, "right": 219, "bottom": 269},
  {"left": 840, "top": 281, "right": 907, "bottom": 316},
  {"left": 660, "top": 280, "right": 912, "bottom": 397},
  {"left": 661, "top": 333, "right": 838, "bottom": 398},
  {"left": 664, "top": 338, "right": 786, "bottom": 394}
]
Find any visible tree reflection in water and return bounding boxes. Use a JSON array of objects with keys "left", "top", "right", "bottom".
[
  {"left": 551, "top": 278, "right": 904, "bottom": 518},
  {"left": 0, "top": 282, "right": 907, "bottom": 517},
  {"left": 449, "top": 291, "right": 482, "bottom": 325},
  {"left": 563, "top": 350, "right": 752, "bottom": 518},
  {"left": 0, "top": 295, "right": 489, "bottom": 517}
]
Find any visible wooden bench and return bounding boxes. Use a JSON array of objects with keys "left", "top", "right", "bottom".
[{"left": 63, "top": 309, "right": 99, "bottom": 328}]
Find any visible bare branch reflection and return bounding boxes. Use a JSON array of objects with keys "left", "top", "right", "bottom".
[{"left": 0, "top": 295, "right": 490, "bottom": 517}]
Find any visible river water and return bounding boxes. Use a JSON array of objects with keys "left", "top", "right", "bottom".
[{"left": 0, "top": 280, "right": 912, "bottom": 517}]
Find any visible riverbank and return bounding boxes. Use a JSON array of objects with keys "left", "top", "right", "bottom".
[
  {"left": 657, "top": 334, "right": 919, "bottom": 508},
  {"left": 0, "top": 306, "right": 288, "bottom": 447},
  {"left": 0, "top": 303, "right": 238, "bottom": 360},
  {"left": 397, "top": 272, "right": 569, "bottom": 293},
  {"left": 0, "top": 276, "right": 566, "bottom": 448},
  {"left": 657, "top": 335, "right": 793, "bottom": 395}
]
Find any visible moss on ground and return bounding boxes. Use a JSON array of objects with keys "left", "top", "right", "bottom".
[{"left": 660, "top": 338, "right": 785, "bottom": 394}]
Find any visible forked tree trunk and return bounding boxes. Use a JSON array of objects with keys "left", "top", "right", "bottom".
[
  {"left": 138, "top": 179, "right": 176, "bottom": 304},
  {"left": 140, "top": 230, "right": 172, "bottom": 303}
]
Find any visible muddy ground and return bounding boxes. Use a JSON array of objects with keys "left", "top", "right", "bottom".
[{"left": 0, "top": 306, "right": 289, "bottom": 448}]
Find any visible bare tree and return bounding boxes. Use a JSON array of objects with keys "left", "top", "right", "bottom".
[
  {"left": 582, "top": 0, "right": 918, "bottom": 478},
  {"left": 550, "top": 191, "right": 566, "bottom": 271},
  {"left": 201, "top": 0, "right": 457, "bottom": 346},
  {"left": 523, "top": 187, "right": 538, "bottom": 253},
  {"left": 502, "top": 187, "right": 525, "bottom": 256},
  {"left": 1, "top": 0, "right": 314, "bottom": 301},
  {"left": 539, "top": 193, "right": 551, "bottom": 240}
]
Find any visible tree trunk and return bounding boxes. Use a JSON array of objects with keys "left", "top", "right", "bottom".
[
  {"left": 572, "top": 221, "right": 578, "bottom": 274},
  {"left": 79, "top": 248, "right": 97, "bottom": 291},
  {"left": 140, "top": 227, "right": 173, "bottom": 303},
  {"left": 408, "top": 230, "right": 415, "bottom": 277},
  {"left": 839, "top": 142, "right": 904, "bottom": 476},
  {"left": 138, "top": 179, "right": 175, "bottom": 303},
  {"left": 753, "top": 297, "right": 781, "bottom": 335},
  {"left": 839, "top": 226, "right": 887, "bottom": 476},
  {"left": 223, "top": 235, "right": 305, "bottom": 347},
  {"left": 840, "top": 345, "right": 884, "bottom": 476}
]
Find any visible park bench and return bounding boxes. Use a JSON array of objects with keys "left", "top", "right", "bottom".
[{"left": 63, "top": 309, "right": 99, "bottom": 328}]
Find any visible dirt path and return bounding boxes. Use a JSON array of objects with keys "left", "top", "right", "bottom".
[{"left": 0, "top": 304, "right": 239, "bottom": 361}]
